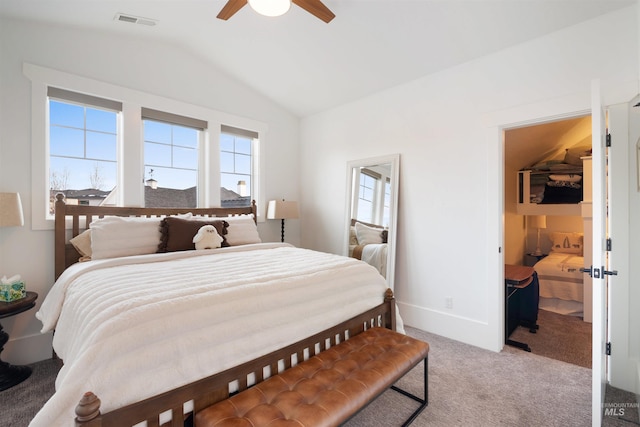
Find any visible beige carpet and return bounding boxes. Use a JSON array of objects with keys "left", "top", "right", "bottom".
[
  {"left": 508, "top": 308, "right": 592, "bottom": 368},
  {"left": 5, "top": 322, "right": 637, "bottom": 427}
]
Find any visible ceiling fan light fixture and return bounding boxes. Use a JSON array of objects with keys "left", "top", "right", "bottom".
[{"left": 248, "top": 0, "right": 291, "bottom": 17}]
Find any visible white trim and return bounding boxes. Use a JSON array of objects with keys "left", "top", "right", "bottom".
[{"left": 24, "top": 63, "right": 268, "bottom": 229}]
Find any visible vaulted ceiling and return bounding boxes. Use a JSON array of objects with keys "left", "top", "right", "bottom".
[{"left": 0, "top": 0, "right": 634, "bottom": 117}]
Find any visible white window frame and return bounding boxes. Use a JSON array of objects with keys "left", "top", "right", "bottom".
[{"left": 25, "top": 63, "right": 267, "bottom": 230}]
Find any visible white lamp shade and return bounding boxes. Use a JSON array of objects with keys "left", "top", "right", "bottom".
[
  {"left": 529, "top": 215, "right": 547, "bottom": 229},
  {"left": 248, "top": 0, "right": 291, "bottom": 17},
  {"left": 267, "top": 200, "right": 299, "bottom": 220},
  {"left": 0, "top": 192, "right": 24, "bottom": 227}
]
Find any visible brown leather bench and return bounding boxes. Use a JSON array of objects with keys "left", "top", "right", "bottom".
[{"left": 195, "top": 327, "right": 429, "bottom": 427}]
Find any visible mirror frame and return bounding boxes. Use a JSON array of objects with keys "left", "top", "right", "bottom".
[{"left": 344, "top": 154, "right": 400, "bottom": 290}]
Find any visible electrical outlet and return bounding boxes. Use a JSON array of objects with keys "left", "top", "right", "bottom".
[{"left": 445, "top": 297, "right": 453, "bottom": 309}]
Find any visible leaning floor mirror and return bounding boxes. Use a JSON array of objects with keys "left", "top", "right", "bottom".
[{"left": 344, "top": 154, "right": 400, "bottom": 290}]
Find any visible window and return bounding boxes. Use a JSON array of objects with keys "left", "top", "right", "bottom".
[
  {"left": 356, "top": 168, "right": 390, "bottom": 227},
  {"left": 142, "top": 108, "right": 206, "bottom": 208},
  {"left": 48, "top": 88, "right": 121, "bottom": 216},
  {"left": 28, "top": 64, "right": 267, "bottom": 229},
  {"left": 357, "top": 171, "right": 376, "bottom": 224},
  {"left": 383, "top": 179, "right": 391, "bottom": 227},
  {"left": 220, "top": 125, "right": 258, "bottom": 208}
]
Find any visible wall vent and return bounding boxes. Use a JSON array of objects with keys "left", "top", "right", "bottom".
[{"left": 114, "top": 13, "right": 157, "bottom": 26}]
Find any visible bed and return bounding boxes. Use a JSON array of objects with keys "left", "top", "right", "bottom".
[
  {"left": 31, "top": 194, "right": 400, "bottom": 427},
  {"left": 348, "top": 219, "right": 388, "bottom": 278},
  {"left": 533, "top": 232, "right": 585, "bottom": 317},
  {"left": 519, "top": 146, "right": 591, "bottom": 206}
]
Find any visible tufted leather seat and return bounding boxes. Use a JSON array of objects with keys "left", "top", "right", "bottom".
[{"left": 195, "top": 327, "right": 429, "bottom": 427}]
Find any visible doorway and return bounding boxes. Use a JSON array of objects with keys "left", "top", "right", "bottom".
[{"left": 503, "top": 115, "right": 593, "bottom": 368}]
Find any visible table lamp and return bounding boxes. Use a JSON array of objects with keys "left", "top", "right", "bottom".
[
  {"left": 530, "top": 215, "right": 547, "bottom": 256},
  {"left": 0, "top": 193, "right": 24, "bottom": 227},
  {"left": 267, "top": 199, "right": 299, "bottom": 242}
]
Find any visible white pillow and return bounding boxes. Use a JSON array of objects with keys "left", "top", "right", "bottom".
[
  {"left": 224, "top": 215, "right": 262, "bottom": 246},
  {"left": 550, "top": 232, "right": 583, "bottom": 255},
  {"left": 90, "top": 216, "right": 163, "bottom": 260},
  {"left": 70, "top": 229, "right": 92, "bottom": 258},
  {"left": 549, "top": 174, "right": 582, "bottom": 183},
  {"left": 354, "top": 221, "right": 384, "bottom": 245}
]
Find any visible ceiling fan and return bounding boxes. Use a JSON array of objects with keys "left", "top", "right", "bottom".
[{"left": 217, "top": 0, "right": 335, "bottom": 23}]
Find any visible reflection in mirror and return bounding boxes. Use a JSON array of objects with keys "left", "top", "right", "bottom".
[{"left": 345, "top": 154, "right": 399, "bottom": 290}]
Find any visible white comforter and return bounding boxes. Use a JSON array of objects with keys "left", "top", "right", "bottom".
[
  {"left": 32, "top": 243, "right": 393, "bottom": 427},
  {"left": 360, "top": 243, "right": 388, "bottom": 278},
  {"left": 534, "top": 252, "right": 584, "bottom": 302}
]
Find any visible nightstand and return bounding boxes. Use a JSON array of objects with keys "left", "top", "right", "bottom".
[
  {"left": 525, "top": 253, "right": 547, "bottom": 266},
  {"left": 0, "top": 291, "right": 38, "bottom": 391}
]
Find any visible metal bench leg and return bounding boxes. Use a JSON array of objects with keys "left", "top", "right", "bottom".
[{"left": 390, "top": 356, "right": 428, "bottom": 426}]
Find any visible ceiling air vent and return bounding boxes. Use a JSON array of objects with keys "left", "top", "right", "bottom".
[{"left": 114, "top": 13, "right": 157, "bottom": 26}]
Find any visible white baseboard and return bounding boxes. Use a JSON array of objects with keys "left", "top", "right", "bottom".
[
  {"left": 3, "top": 332, "right": 53, "bottom": 365},
  {"left": 397, "top": 301, "right": 501, "bottom": 352}
]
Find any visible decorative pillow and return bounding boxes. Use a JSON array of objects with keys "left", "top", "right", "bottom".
[
  {"left": 224, "top": 215, "right": 262, "bottom": 246},
  {"left": 158, "top": 217, "right": 229, "bottom": 252},
  {"left": 349, "top": 226, "right": 358, "bottom": 246},
  {"left": 90, "top": 216, "right": 165, "bottom": 260},
  {"left": 550, "top": 232, "right": 583, "bottom": 255},
  {"left": 563, "top": 145, "right": 591, "bottom": 166},
  {"left": 70, "top": 229, "right": 92, "bottom": 258},
  {"left": 354, "top": 221, "right": 384, "bottom": 245}
]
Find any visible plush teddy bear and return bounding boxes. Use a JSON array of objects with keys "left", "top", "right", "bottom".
[{"left": 192, "top": 224, "right": 224, "bottom": 250}]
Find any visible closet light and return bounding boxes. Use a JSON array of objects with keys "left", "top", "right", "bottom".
[{"left": 248, "top": 0, "right": 291, "bottom": 17}]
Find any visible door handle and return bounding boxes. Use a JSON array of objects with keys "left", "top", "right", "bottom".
[
  {"left": 580, "top": 267, "right": 592, "bottom": 277},
  {"left": 580, "top": 266, "right": 618, "bottom": 278}
]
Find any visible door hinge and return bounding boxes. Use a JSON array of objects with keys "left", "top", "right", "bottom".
[
  {"left": 606, "top": 342, "right": 612, "bottom": 355},
  {"left": 606, "top": 238, "right": 612, "bottom": 251},
  {"left": 606, "top": 133, "right": 612, "bottom": 147}
]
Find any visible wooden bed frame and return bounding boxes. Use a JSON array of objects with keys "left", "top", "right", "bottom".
[
  {"left": 54, "top": 193, "right": 258, "bottom": 279},
  {"left": 51, "top": 194, "right": 397, "bottom": 427}
]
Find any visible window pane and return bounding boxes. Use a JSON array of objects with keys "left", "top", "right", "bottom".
[
  {"left": 220, "top": 130, "right": 254, "bottom": 208},
  {"left": 220, "top": 134, "right": 234, "bottom": 151},
  {"left": 86, "top": 131, "right": 117, "bottom": 161},
  {"left": 145, "top": 142, "right": 171, "bottom": 167},
  {"left": 50, "top": 101, "right": 83, "bottom": 128},
  {"left": 173, "top": 146, "right": 197, "bottom": 169},
  {"left": 384, "top": 181, "right": 391, "bottom": 227},
  {"left": 144, "top": 121, "right": 171, "bottom": 144},
  {"left": 143, "top": 118, "right": 199, "bottom": 207},
  {"left": 49, "top": 98, "right": 119, "bottom": 217},
  {"left": 220, "top": 151, "right": 234, "bottom": 173},
  {"left": 234, "top": 138, "right": 251, "bottom": 155},
  {"left": 173, "top": 126, "right": 198, "bottom": 148},
  {"left": 50, "top": 127, "right": 84, "bottom": 157},
  {"left": 50, "top": 157, "right": 116, "bottom": 191},
  {"left": 86, "top": 108, "right": 117, "bottom": 133},
  {"left": 234, "top": 153, "right": 251, "bottom": 175},
  {"left": 150, "top": 166, "right": 196, "bottom": 190}
]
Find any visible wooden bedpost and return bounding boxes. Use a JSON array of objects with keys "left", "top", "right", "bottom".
[
  {"left": 384, "top": 288, "right": 397, "bottom": 331},
  {"left": 54, "top": 193, "right": 67, "bottom": 280},
  {"left": 251, "top": 200, "right": 257, "bottom": 224},
  {"left": 75, "top": 391, "right": 102, "bottom": 426}
]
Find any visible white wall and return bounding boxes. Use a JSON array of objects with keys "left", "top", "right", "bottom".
[
  {"left": 300, "top": 4, "right": 639, "bottom": 362},
  {"left": 0, "top": 18, "right": 301, "bottom": 364}
]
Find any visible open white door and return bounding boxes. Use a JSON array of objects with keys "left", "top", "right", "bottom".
[{"left": 590, "top": 80, "right": 614, "bottom": 427}]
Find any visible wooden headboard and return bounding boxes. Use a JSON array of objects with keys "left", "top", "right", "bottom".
[{"left": 54, "top": 193, "right": 258, "bottom": 279}]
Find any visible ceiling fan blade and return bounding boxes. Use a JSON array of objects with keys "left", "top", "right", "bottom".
[
  {"left": 217, "top": 0, "right": 248, "bottom": 20},
  {"left": 292, "top": 0, "right": 335, "bottom": 23}
]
